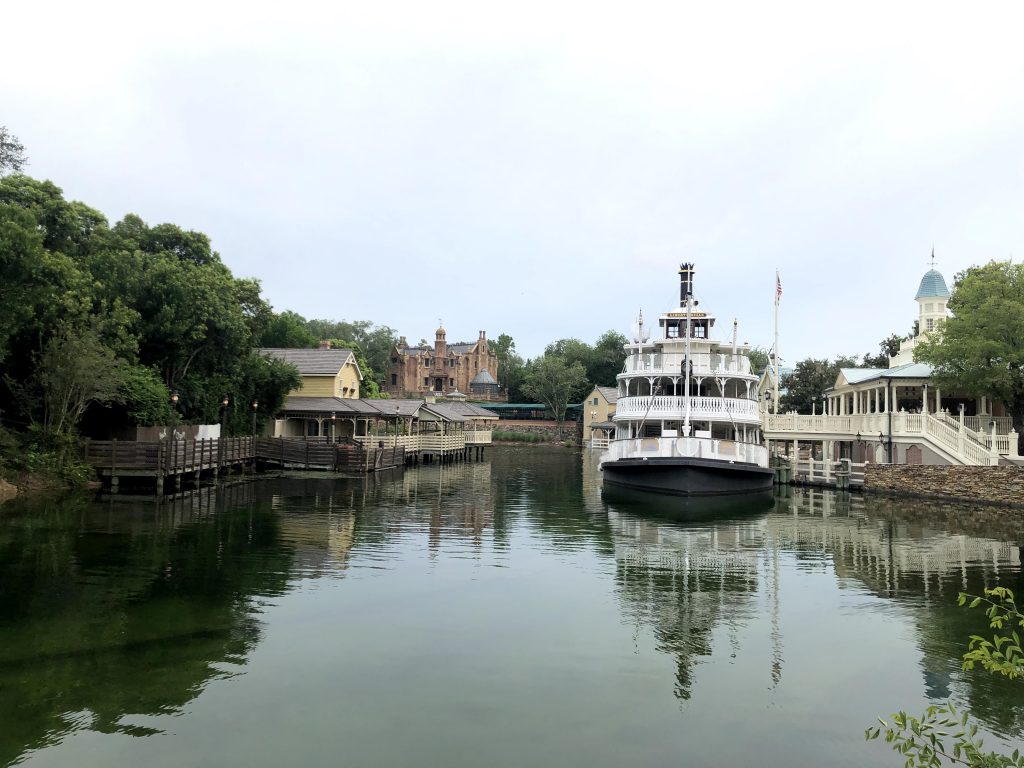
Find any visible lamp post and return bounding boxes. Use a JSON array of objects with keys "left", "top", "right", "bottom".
[
  {"left": 330, "top": 412, "right": 336, "bottom": 443},
  {"left": 169, "top": 389, "right": 179, "bottom": 433},
  {"left": 394, "top": 405, "right": 400, "bottom": 448},
  {"left": 251, "top": 399, "right": 259, "bottom": 438},
  {"left": 220, "top": 395, "right": 230, "bottom": 473}
]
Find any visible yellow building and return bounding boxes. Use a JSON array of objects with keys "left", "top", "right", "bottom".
[
  {"left": 583, "top": 385, "right": 618, "bottom": 447},
  {"left": 259, "top": 344, "right": 364, "bottom": 399}
]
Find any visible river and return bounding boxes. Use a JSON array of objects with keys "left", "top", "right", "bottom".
[{"left": 1, "top": 446, "right": 1022, "bottom": 767}]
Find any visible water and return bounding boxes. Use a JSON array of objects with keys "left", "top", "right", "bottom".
[{"left": 1, "top": 446, "right": 1022, "bottom": 767}]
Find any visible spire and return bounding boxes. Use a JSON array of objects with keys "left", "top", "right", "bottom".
[{"left": 930, "top": 246, "right": 936, "bottom": 269}]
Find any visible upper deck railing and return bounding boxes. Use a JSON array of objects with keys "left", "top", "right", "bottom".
[{"left": 622, "top": 350, "right": 752, "bottom": 377}]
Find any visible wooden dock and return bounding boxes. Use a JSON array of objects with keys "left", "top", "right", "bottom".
[{"left": 83, "top": 436, "right": 408, "bottom": 494}]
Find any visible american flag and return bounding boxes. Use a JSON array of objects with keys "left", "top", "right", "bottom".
[{"left": 775, "top": 270, "right": 782, "bottom": 304}]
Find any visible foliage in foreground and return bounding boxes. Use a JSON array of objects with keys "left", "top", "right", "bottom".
[{"left": 867, "top": 587, "right": 1024, "bottom": 767}]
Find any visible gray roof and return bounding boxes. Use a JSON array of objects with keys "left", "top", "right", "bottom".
[
  {"left": 915, "top": 269, "right": 951, "bottom": 300},
  {"left": 470, "top": 369, "right": 497, "bottom": 385},
  {"left": 258, "top": 348, "right": 358, "bottom": 376},
  {"left": 831, "top": 362, "right": 934, "bottom": 391},
  {"left": 596, "top": 386, "right": 618, "bottom": 404},
  {"left": 421, "top": 403, "right": 466, "bottom": 422}
]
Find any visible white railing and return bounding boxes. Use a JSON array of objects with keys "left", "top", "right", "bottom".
[
  {"left": 615, "top": 395, "right": 760, "bottom": 422},
  {"left": 788, "top": 459, "right": 867, "bottom": 487},
  {"left": 765, "top": 411, "right": 1019, "bottom": 466},
  {"left": 590, "top": 436, "right": 611, "bottom": 449},
  {"left": 603, "top": 435, "right": 768, "bottom": 466},
  {"left": 464, "top": 430, "right": 493, "bottom": 444},
  {"left": 622, "top": 350, "right": 752, "bottom": 377},
  {"left": 964, "top": 416, "right": 1013, "bottom": 434}
]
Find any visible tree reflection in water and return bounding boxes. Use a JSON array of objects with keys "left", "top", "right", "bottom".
[{"left": 0, "top": 484, "right": 293, "bottom": 767}]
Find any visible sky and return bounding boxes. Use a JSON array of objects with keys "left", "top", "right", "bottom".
[{"left": 4, "top": 1, "right": 1023, "bottom": 364}]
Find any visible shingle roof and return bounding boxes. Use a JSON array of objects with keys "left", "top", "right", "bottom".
[
  {"left": 258, "top": 348, "right": 357, "bottom": 376},
  {"left": 831, "top": 362, "right": 935, "bottom": 390},
  {"left": 597, "top": 386, "right": 618, "bottom": 404},
  {"left": 915, "top": 269, "right": 951, "bottom": 300},
  {"left": 437, "top": 401, "right": 499, "bottom": 420},
  {"left": 470, "top": 369, "right": 497, "bottom": 385}
]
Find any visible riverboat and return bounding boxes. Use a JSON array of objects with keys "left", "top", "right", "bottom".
[{"left": 600, "top": 263, "right": 773, "bottom": 496}]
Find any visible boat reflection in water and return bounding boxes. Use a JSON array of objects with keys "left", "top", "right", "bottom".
[{"left": 600, "top": 483, "right": 775, "bottom": 522}]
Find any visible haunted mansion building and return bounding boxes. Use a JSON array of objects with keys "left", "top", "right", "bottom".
[{"left": 384, "top": 326, "right": 505, "bottom": 402}]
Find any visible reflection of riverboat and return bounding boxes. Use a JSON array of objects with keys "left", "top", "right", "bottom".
[
  {"left": 602, "top": 484, "right": 775, "bottom": 522},
  {"left": 600, "top": 264, "right": 773, "bottom": 496}
]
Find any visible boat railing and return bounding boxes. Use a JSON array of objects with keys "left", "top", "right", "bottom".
[
  {"left": 615, "top": 395, "right": 760, "bottom": 420},
  {"left": 604, "top": 435, "right": 767, "bottom": 465},
  {"left": 622, "top": 351, "right": 751, "bottom": 376}
]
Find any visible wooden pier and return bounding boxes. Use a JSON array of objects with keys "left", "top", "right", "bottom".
[{"left": 83, "top": 436, "right": 408, "bottom": 494}]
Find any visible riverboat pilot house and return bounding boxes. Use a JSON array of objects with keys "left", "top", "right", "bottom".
[
  {"left": 764, "top": 260, "right": 1019, "bottom": 467},
  {"left": 384, "top": 326, "right": 505, "bottom": 402}
]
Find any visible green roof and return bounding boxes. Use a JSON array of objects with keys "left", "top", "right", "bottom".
[{"left": 915, "top": 269, "right": 951, "bottom": 299}]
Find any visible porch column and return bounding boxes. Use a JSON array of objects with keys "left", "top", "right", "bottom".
[
  {"left": 824, "top": 440, "right": 832, "bottom": 483},
  {"left": 884, "top": 385, "right": 889, "bottom": 413},
  {"left": 935, "top": 387, "right": 941, "bottom": 413},
  {"left": 922, "top": 384, "right": 928, "bottom": 415}
]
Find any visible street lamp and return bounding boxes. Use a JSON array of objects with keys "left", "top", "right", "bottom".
[
  {"left": 330, "top": 412, "right": 336, "bottom": 443},
  {"left": 251, "top": 398, "right": 259, "bottom": 438},
  {"left": 169, "top": 389, "right": 180, "bottom": 433},
  {"left": 394, "top": 405, "right": 401, "bottom": 448}
]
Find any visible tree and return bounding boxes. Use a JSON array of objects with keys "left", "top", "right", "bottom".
[
  {"left": 259, "top": 310, "right": 317, "bottom": 348},
  {"left": 868, "top": 587, "right": 1024, "bottom": 767},
  {"left": 779, "top": 356, "right": 858, "bottom": 414},
  {"left": 38, "top": 323, "right": 126, "bottom": 438},
  {"left": 489, "top": 333, "right": 527, "bottom": 399},
  {"left": 863, "top": 333, "right": 904, "bottom": 368},
  {"left": 589, "top": 330, "right": 628, "bottom": 386},
  {"left": 0, "top": 127, "right": 27, "bottom": 174},
  {"left": 522, "top": 356, "right": 588, "bottom": 432},
  {"left": 914, "top": 261, "right": 1024, "bottom": 452},
  {"left": 747, "top": 346, "right": 770, "bottom": 375}
]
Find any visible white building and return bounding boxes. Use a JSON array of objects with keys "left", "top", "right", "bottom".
[{"left": 765, "top": 262, "right": 1017, "bottom": 466}]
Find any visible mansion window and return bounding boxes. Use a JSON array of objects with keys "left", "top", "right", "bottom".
[
  {"left": 926, "top": 318, "right": 934, "bottom": 331},
  {"left": 391, "top": 374, "right": 397, "bottom": 385}
]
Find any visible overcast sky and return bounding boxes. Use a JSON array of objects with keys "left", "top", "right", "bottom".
[{"left": 5, "top": 1, "right": 1023, "bottom": 363}]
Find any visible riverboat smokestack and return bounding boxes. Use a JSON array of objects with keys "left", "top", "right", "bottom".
[{"left": 678, "top": 262, "right": 695, "bottom": 305}]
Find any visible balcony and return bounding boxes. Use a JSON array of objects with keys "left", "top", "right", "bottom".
[
  {"left": 614, "top": 396, "right": 761, "bottom": 423},
  {"left": 622, "top": 351, "right": 752, "bottom": 377}
]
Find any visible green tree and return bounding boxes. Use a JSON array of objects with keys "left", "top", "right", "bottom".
[
  {"left": 779, "top": 355, "right": 858, "bottom": 414},
  {"left": 863, "top": 333, "right": 904, "bottom": 368},
  {"left": 522, "top": 356, "right": 588, "bottom": 432},
  {"left": 747, "top": 346, "right": 770, "bottom": 375},
  {"left": 589, "top": 330, "right": 628, "bottom": 386},
  {"left": 259, "top": 310, "right": 317, "bottom": 348},
  {"left": 38, "top": 323, "right": 126, "bottom": 438},
  {"left": 868, "top": 587, "right": 1024, "bottom": 767},
  {"left": 915, "top": 261, "right": 1024, "bottom": 452},
  {"left": 0, "top": 127, "right": 27, "bottom": 174},
  {"left": 489, "top": 333, "right": 528, "bottom": 400}
]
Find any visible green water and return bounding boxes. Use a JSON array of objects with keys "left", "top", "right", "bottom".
[{"left": 1, "top": 446, "right": 1022, "bottom": 767}]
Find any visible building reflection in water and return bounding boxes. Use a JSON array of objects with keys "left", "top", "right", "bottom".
[{"left": 594, "top": 469, "right": 1022, "bottom": 716}]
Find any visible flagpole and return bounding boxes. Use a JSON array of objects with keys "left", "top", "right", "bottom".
[{"left": 773, "top": 270, "right": 780, "bottom": 415}]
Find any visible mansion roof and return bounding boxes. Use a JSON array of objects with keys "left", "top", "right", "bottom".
[{"left": 596, "top": 386, "right": 618, "bottom": 404}]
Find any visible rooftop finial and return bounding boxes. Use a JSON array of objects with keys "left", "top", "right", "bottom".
[{"left": 929, "top": 246, "right": 936, "bottom": 269}]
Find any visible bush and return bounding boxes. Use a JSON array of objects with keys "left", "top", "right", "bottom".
[{"left": 492, "top": 430, "right": 544, "bottom": 443}]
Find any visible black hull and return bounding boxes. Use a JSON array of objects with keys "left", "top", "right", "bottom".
[{"left": 601, "top": 456, "right": 773, "bottom": 497}]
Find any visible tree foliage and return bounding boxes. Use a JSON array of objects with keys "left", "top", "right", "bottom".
[
  {"left": 915, "top": 261, "right": 1024, "bottom": 451},
  {"left": 868, "top": 588, "right": 1024, "bottom": 767},
  {"left": 0, "top": 126, "right": 27, "bottom": 174},
  {"left": 779, "top": 355, "right": 857, "bottom": 414},
  {"left": 522, "top": 356, "right": 588, "bottom": 428},
  {"left": 0, "top": 174, "right": 303, "bottom": 465},
  {"left": 863, "top": 333, "right": 905, "bottom": 368}
]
